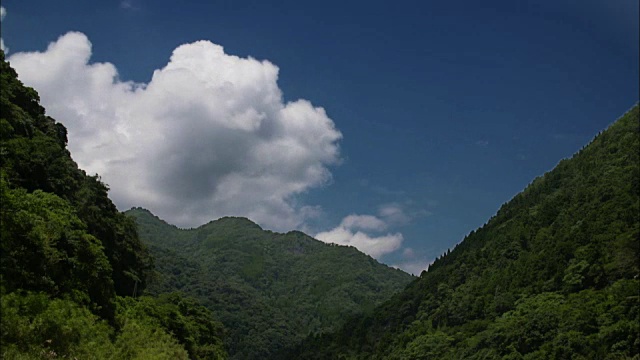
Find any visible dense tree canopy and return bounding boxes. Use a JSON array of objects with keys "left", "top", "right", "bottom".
[
  {"left": 127, "top": 209, "right": 414, "bottom": 359},
  {"left": 0, "top": 50, "right": 153, "bottom": 302}
]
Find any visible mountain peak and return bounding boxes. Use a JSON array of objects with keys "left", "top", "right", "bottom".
[
  {"left": 130, "top": 209, "right": 414, "bottom": 358},
  {"left": 209, "top": 216, "right": 262, "bottom": 229}
]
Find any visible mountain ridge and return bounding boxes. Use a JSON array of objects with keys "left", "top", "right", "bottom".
[{"left": 126, "top": 207, "right": 415, "bottom": 359}]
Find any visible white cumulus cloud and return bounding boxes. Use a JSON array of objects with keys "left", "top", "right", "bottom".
[
  {"left": 315, "top": 211, "right": 404, "bottom": 259},
  {"left": 315, "top": 225, "right": 403, "bottom": 259},
  {"left": 8, "top": 32, "right": 342, "bottom": 230},
  {"left": 314, "top": 203, "right": 430, "bottom": 262}
]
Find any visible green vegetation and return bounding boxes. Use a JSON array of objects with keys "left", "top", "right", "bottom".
[
  {"left": 126, "top": 209, "right": 414, "bottom": 359},
  {"left": 287, "top": 105, "right": 640, "bottom": 359},
  {"left": 2, "top": 42, "right": 638, "bottom": 359},
  {"left": 0, "top": 50, "right": 227, "bottom": 359}
]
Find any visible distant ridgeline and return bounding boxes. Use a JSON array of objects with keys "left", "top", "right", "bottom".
[
  {"left": 125, "top": 208, "right": 414, "bottom": 360},
  {"left": 285, "top": 105, "right": 640, "bottom": 359},
  {"left": 0, "top": 50, "right": 227, "bottom": 359}
]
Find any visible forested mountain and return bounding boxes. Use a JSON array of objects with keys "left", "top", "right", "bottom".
[
  {"left": 125, "top": 208, "right": 414, "bottom": 359},
  {"left": 0, "top": 51, "right": 227, "bottom": 359},
  {"left": 287, "top": 105, "right": 640, "bottom": 359}
]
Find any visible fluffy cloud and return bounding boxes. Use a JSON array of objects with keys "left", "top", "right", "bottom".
[
  {"left": 315, "top": 209, "right": 406, "bottom": 258},
  {"left": 314, "top": 204, "right": 432, "bottom": 263},
  {"left": 8, "top": 32, "right": 342, "bottom": 230},
  {"left": 315, "top": 225, "right": 403, "bottom": 259}
]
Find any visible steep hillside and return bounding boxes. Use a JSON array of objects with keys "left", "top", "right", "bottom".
[
  {"left": 1, "top": 50, "right": 226, "bottom": 359},
  {"left": 126, "top": 208, "right": 415, "bottom": 359},
  {"left": 288, "top": 105, "right": 640, "bottom": 359}
]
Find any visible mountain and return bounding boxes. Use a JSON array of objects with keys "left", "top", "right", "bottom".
[
  {"left": 1, "top": 50, "right": 226, "bottom": 359},
  {"left": 287, "top": 105, "right": 640, "bottom": 359},
  {"left": 125, "top": 208, "right": 415, "bottom": 359}
]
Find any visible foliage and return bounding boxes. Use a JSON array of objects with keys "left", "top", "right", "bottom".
[
  {"left": 116, "top": 293, "right": 227, "bottom": 360},
  {"left": 288, "top": 105, "right": 640, "bottom": 359},
  {"left": 0, "top": 291, "right": 210, "bottom": 360},
  {"left": 0, "top": 50, "right": 227, "bottom": 359},
  {"left": 0, "top": 50, "right": 153, "bottom": 300},
  {"left": 0, "top": 177, "right": 115, "bottom": 316},
  {"left": 111, "top": 319, "right": 189, "bottom": 360},
  {"left": 126, "top": 209, "right": 414, "bottom": 359},
  {"left": 1, "top": 291, "right": 115, "bottom": 359}
]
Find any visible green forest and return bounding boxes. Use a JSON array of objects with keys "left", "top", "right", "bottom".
[
  {"left": 1, "top": 45, "right": 639, "bottom": 360},
  {"left": 125, "top": 208, "right": 412, "bottom": 359}
]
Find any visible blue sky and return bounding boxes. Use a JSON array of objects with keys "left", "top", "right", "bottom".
[{"left": 1, "top": 0, "right": 638, "bottom": 274}]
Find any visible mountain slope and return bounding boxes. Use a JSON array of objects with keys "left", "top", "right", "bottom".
[
  {"left": 288, "top": 105, "right": 640, "bottom": 359},
  {"left": 1, "top": 50, "right": 227, "bottom": 359},
  {"left": 126, "top": 208, "right": 415, "bottom": 359}
]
